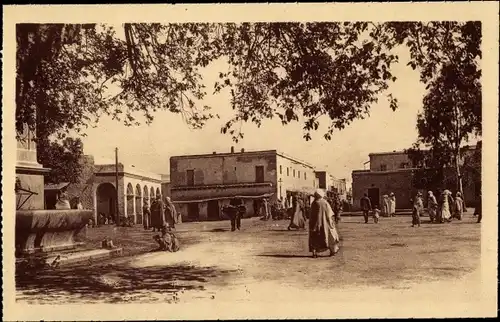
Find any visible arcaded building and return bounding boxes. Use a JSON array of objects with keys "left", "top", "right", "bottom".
[
  {"left": 170, "top": 147, "right": 317, "bottom": 222},
  {"left": 51, "top": 155, "right": 162, "bottom": 224}
]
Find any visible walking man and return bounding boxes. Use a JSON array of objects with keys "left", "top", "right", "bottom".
[
  {"left": 332, "top": 192, "right": 343, "bottom": 225},
  {"left": 360, "top": 193, "right": 372, "bottom": 224},
  {"left": 412, "top": 192, "right": 424, "bottom": 227},
  {"left": 228, "top": 198, "right": 244, "bottom": 231}
]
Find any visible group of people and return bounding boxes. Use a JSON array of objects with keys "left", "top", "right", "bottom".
[
  {"left": 360, "top": 192, "right": 396, "bottom": 224},
  {"left": 257, "top": 197, "right": 288, "bottom": 221},
  {"left": 359, "top": 189, "right": 482, "bottom": 227},
  {"left": 414, "top": 189, "right": 478, "bottom": 226},
  {"left": 221, "top": 190, "right": 341, "bottom": 259},
  {"left": 144, "top": 195, "right": 180, "bottom": 232},
  {"left": 54, "top": 189, "right": 84, "bottom": 210},
  {"left": 144, "top": 196, "right": 182, "bottom": 252}
]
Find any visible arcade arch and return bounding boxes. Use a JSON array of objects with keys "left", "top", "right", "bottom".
[
  {"left": 135, "top": 184, "right": 142, "bottom": 224},
  {"left": 95, "top": 182, "right": 117, "bottom": 224}
]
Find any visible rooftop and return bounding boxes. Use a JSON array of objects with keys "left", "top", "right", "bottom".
[
  {"left": 170, "top": 148, "right": 314, "bottom": 169},
  {"left": 368, "top": 144, "right": 477, "bottom": 157}
]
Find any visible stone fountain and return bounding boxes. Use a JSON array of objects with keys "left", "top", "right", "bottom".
[{"left": 15, "top": 124, "right": 121, "bottom": 265}]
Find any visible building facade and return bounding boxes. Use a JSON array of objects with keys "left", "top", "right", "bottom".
[
  {"left": 351, "top": 146, "right": 480, "bottom": 211},
  {"left": 315, "top": 170, "right": 347, "bottom": 200},
  {"left": 170, "top": 148, "right": 316, "bottom": 222},
  {"left": 58, "top": 155, "right": 162, "bottom": 224},
  {"left": 161, "top": 174, "right": 171, "bottom": 199}
]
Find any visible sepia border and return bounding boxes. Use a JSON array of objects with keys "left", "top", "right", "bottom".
[{"left": 2, "top": 2, "right": 498, "bottom": 320}]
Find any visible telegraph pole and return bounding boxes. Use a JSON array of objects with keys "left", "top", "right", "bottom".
[{"left": 115, "top": 147, "right": 120, "bottom": 226}]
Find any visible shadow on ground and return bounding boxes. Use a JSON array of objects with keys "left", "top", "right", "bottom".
[
  {"left": 16, "top": 262, "right": 235, "bottom": 304},
  {"left": 205, "top": 228, "right": 228, "bottom": 232},
  {"left": 258, "top": 254, "right": 312, "bottom": 259}
]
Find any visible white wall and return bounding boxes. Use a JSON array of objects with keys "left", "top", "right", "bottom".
[
  {"left": 276, "top": 154, "right": 316, "bottom": 200},
  {"left": 123, "top": 175, "right": 162, "bottom": 223}
]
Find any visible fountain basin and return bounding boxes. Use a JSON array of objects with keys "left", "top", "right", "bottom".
[{"left": 16, "top": 209, "right": 93, "bottom": 254}]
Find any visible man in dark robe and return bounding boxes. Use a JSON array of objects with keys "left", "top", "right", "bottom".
[
  {"left": 150, "top": 196, "right": 165, "bottom": 232},
  {"left": 332, "top": 193, "right": 343, "bottom": 224},
  {"left": 309, "top": 189, "right": 340, "bottom": 258},
  {"left": 228, "top": 198, "right": 244, "bottom": 231},
  {"left": 360, "top": 193, "right": 372, "bottom": 224}
]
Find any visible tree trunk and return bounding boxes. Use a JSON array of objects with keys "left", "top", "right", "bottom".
[{"left": 455, "top": 150, "right": 467, "bottom": 210}]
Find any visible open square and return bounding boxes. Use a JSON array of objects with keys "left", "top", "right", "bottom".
[{"left": 16, "top": 213, "right": 481, "bottom": 304}]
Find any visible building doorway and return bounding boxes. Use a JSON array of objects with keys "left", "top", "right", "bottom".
[
  {"left": 207, "top": 200, "right": 220, "bottom": 221},
  {"left": 368, "top": 187, "right": 380, "bottom": 209},
  {"left": 187, "top": 203, "right": 200, "bottom": 221},
  {"left": 96, "top": 183, "right": 117, "bottom": 223}
]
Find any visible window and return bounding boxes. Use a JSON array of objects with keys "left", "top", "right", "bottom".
[
  {"left": 187, "top": 170, "right": 195, "bottom": 186},
  {"left": 255, "top": 166, "right": 265, "bottom": 183},
  {"left": 280, "top": 165, "right": 282, "bottom": 174},
  {"left": 293, "top": 169, "right": 296, "bottom": 177},
  {"left": 380, "top": 164, "right": 387, "bottom": 171},
  {"left": 287, "top": 167, "right": 289, "bottom": 176},
  {"left": 298, "top": 171, "right": 301, "bottom": 178},
  {"left": 400, "top": 162, "right": 408, "bottom": 169},
  {"left": 304, "top": 172, "right": 307, "bottom": 180}
]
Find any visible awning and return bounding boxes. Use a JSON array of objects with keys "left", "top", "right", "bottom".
[
  {"left": 44, "top": 182, "right": 70, "bottom": 191},
  {"left": 171, "top": 192, "right": 275, "bottom": 204},
  {"left": 285, "top": 187, "right": 318, "bottom": 195}
]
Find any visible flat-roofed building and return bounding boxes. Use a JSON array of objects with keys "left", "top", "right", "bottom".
[{"left": 170, "top": 147, "right": 317, "bottom": 222}]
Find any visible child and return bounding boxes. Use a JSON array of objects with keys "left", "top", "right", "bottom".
[{"left": 372, "top": 207, "right": 381, "bottom": 223}]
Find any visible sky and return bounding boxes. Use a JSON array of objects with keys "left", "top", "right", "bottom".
[{"left": 79, "top": 31, "right": 427, "bottom": 187}]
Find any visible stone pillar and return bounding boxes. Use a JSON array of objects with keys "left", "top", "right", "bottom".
[
  {"left": 16, "top": 124, "right": 50, "bottom": 210},
  {"left": 123, "top": 194, "right": 128, "bottom": 218},
  {"left": 132, "top": 192, "right": 136, "bottom": 223}
]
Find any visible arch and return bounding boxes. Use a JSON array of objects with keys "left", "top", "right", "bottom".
[
  {"left": 126, "top": 183, "right": 134, "bottom": 196},
  {"left": 150, "top": 187, "right": 155, "bottom": 200},
  {"left": 156, "top": 187, "right": 161, "bottom": 199},
  {"left": 96, "top": 182, "right": 117, "bottom": 225},
  {"left": 143, "top": 185, "right": 149, "bottom": 206},
  {"left": 126, "top": 182, "right": 134, "bottom": 220},
  {"left": 135, "top": 184, "right": 142, "bottom": 224}
]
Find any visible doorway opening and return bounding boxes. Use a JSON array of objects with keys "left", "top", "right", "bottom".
[
  {"left": 207, "top": 200, "right": 220, "bottom": 221},
  {"left": 96, "top": 183, "right": 117, "bottom": 224},
  {"left": 187, "top": 203, "right": 200, "bottom": 221},
  {"left": 368, "top": 187, "right": 380, "bottom": 209}
]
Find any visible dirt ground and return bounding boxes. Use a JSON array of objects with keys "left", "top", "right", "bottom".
[{"left": 16, "top": 213, "right": 482, "bottom": 307}]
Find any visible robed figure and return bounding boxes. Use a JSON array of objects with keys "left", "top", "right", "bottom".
[
  {"left": 309, "top": 189, "right": 340, "bottom": 258},
  {"left": 288, "top": 194, "right": 306, "bottom": 230},
  {"left": 164, "top": 197, "right": 178, "bottom": 229},
  {"left": 150, "top": 196, "right": 166, "bottom": 232}
]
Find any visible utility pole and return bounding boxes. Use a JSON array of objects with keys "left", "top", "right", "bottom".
[{"left": 115, "top": 147, "right": 120, "bottom": 226}]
